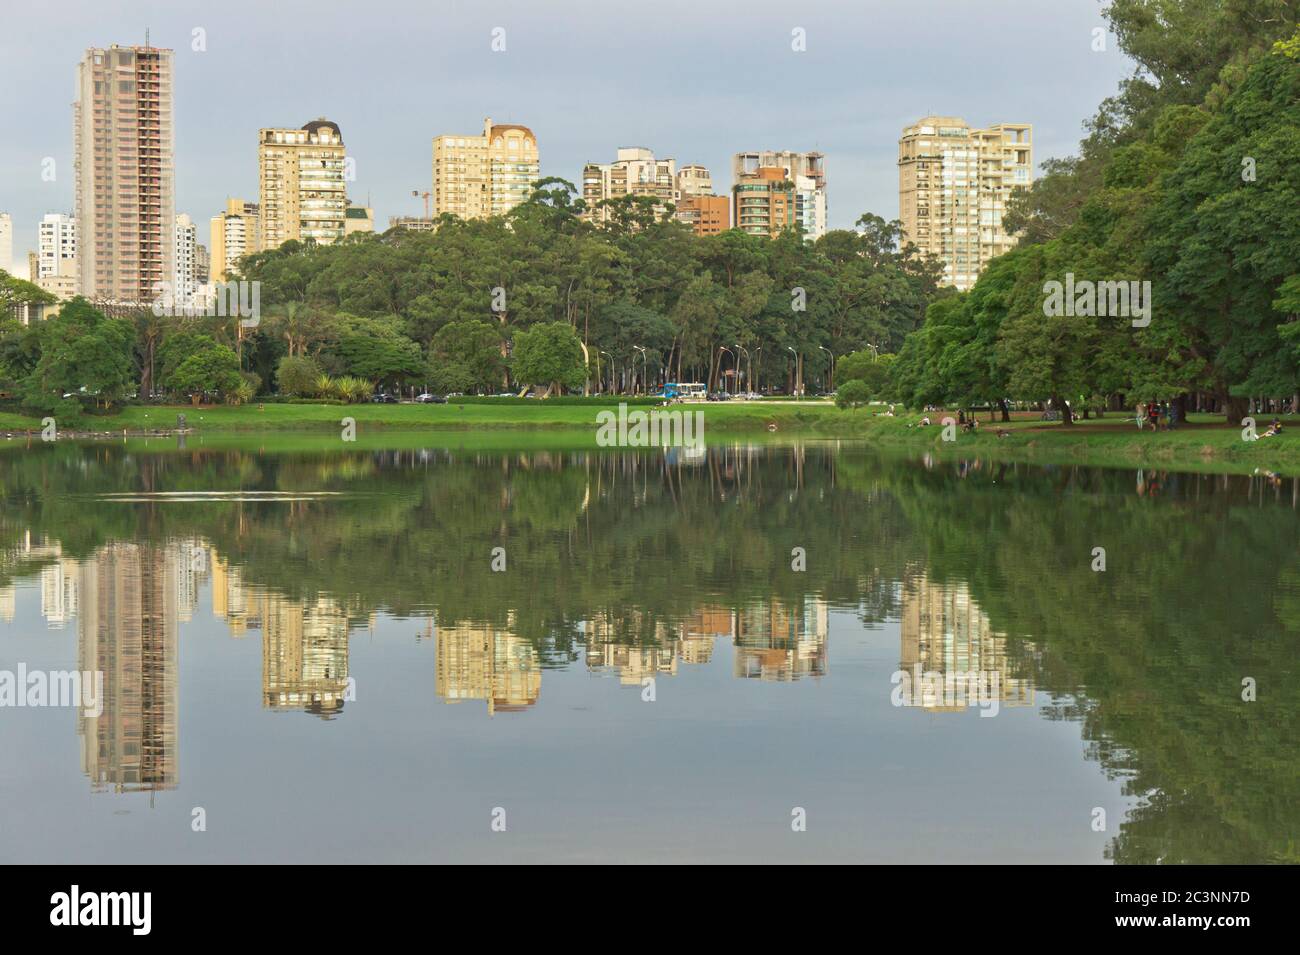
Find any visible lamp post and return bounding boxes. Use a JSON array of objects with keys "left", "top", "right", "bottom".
[
  {"left": 818, "top": 345, "right": 834, "bottom": 393},
  {"left": 632, "top": 345, "right": 647, "bottom": 396},
  {"left": 734, "top": 344, "right": 750, "bottom": 397},
  {"left": 598, "top": 349, "right": 613, "bottom": 395},
  {"left": 718, "top": 345, "right": 735, "bottom": 395},
  {"left": 786, "top": 345, "right": 801, "bottom": 400}
]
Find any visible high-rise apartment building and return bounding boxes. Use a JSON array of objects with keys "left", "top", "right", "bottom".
[
  {"left": 37, "top": 213, "right": 78, "bottom": 279},
  {"left": 0, "top": 213, "right": 13, "bottom": 275},
  {"left": 431, "top": 118, "right": 539, "bottom": 219},
  {"left": 898, "top": 116, "right": 1033, "bottom": 291},
  {"left": 670, "top": 163, "right": 731, "bottom": 235},
  {"left": 676, "top": 194, "right": 730, "bottom": 236},
  {"left": 676, "top": 164, "right": 713, "bottom": 198},
  {"left": 209, "top": 198, "right": 259, "bottom": 283},
  {"left": 74, "top": 44, "right": 175, "bottom": 304},
  {"left": 173, "top": 213, "right": 197, "bottom": 308},
  {"left": 582, "top": 147, "right": 679, "bottom": 225},
  {"left": 732, "top": 151, "right": 826, "bottom": 240},
  {"left": 732, "top": 166, "right": 796, "bottom": 238},
  {"left": 195, "top": 242, "right": 209, "bottom": 284},
  {"left": 258, "top": 119, "right": 348, "bottom": 250}
]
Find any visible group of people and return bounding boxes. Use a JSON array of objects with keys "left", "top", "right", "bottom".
[{"left": 1136, "top": 401, "right": 1180, "bottom": 431}]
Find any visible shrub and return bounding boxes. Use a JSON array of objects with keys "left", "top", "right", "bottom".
[
  {"left": 277, "top": 355, "right": 323, "bottom": 397},
  {"left": 835, "top": 380, "right": 873, "bottom": 409}
]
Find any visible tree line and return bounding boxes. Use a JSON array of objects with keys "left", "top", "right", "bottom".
[
  {"left": 887, "top": 9, "right": 1300, "bottom": 425},
  {"left": 0, "top": 187, "right": 944, "bottom": 418}
]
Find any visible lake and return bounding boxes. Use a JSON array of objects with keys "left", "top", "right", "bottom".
[{"left": 0, "top": 437, "right": 1295, "bottom": 863}]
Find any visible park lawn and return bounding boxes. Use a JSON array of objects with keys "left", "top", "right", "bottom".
[
  {"left": 858, "top": 411, "right": 1300, "bottom": 471},
  {"left": 3, "top": 401, "right": 1299, "bottom": 473},
  {"left": 0, "top": 399, "right": 857, "bottom": 434}
]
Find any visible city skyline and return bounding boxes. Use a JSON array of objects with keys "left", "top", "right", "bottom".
[{"left": 0, "top": 0, "right": 1134, "bottom": 269}]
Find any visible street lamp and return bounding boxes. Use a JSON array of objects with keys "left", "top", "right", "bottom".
[
  {"left": 718, "top": 345, "right": 735, "bottom": 395},
  {"left": 786, "top": 346, "right": 800, "bottom": 399},
  {"left": 598, "top": 349, "right": 613, "bottom": 395},
  {"left": 734, "top": 344, "right": 750, "bottom": 397},
  {"left": 818, "top": 345, "right": 834, "bottom": 393},
  {"left": 632, "top": 345, "right": 647, "bottom": 396}
]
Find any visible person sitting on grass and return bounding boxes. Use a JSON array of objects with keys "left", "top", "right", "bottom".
[{"left": 1261, "top": 418, "right": 1284, "bottom": 438}]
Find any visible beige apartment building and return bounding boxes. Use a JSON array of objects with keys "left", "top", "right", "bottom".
[
  {"left": 675, "top": 163, "right": 713, "bottom": 198},
  {"left": 432, "top": 118, "right": 539, "bottom": 219},
  {"left": 209, "top": 198, "right": 259, "bottom": 283},
  {"left": 74, "top": 44, "right": 175, "bottom": 304},
  {"left": 582, "top": 147, "right": 679, "bottom": 225},
  {"left": 898, "top": 116, "right": 1033, "bottom": 291},
  {"left": 37, "top": 213, "right": 78, "bottom": 280},
  {"left": 258, "top": 119, "right": 348, "bottom": 250}
]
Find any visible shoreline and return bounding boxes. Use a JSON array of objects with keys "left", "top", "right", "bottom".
[{"left": 3, "top": 402, "right": 1297, "bottom": 474}]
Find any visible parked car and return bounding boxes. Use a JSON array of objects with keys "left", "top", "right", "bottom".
[
  {"left": 416, "top": 393, "right": 447, "bottom": 404},
  {"left": 371, "top": 393, "right": 399, "bottom": 404}
]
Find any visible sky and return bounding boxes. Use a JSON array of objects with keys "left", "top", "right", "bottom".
[{"left": 0, "top": 0, "right": 1135, "bottom": 271}]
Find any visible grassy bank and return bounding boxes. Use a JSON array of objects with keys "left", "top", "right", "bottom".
[
  {"left": 2, "top": 401, "right": 1297, "bottom": 472},
  {"left": 857, "top": 411, "right": 1300, "bottom": 472},
  {"left": 0, "top": 399, "right": 853, "bottom": 435}
]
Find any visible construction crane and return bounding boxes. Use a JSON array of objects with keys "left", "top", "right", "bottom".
[{"left": 412, "top": 190, "right": 432, "bottom": 218}]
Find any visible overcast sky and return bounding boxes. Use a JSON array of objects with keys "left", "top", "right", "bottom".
[{"left": 0, "top": 0, "right": 1134, "bottom": 270}]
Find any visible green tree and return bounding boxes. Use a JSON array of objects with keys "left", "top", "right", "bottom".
[
  {"left": 21, "top": 299, "right": 136, "bottom": 416},
  {"left": 834, "top": 379, "right": 872, "bottom": 408},
  {"left": 511, "top": 322, "right": 586, "bottom": 397},
  {"left": 163, "top": 342, "right": 243, "bottom": 404},
  {"left": 429, "top": 319, "right": 506, "bottom": 393},
  {"left": 276, "top": 354, "right": 324, "bottom": 397}
]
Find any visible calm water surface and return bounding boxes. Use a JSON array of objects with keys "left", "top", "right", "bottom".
[{"left": 0, "top": 438, "right": 1295, "bottom": 863}]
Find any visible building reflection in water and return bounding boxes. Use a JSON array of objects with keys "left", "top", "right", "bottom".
[
  {"left": 75, "top": 542, "right": 185, "bottom": 794},
  {"left": 0, "top": 583, "right": 14, "bottom": 622},
  {"left": 211, "top": 558, "right": 352, "bottom": 719},
  {"left": 584, "top": 611, "right": 681, "bottom": 685},
  {"left": 898, "top": 572, "right": 1034, "bottom": 712},
  {"left": 734, "top": 597, "right": 828, "bottom": 682},
  {"left": 435, "top": 615, "right": 541, "bottom": 715},
  {"left": 582, "top": 598, "right": 826, "bottom": 685}
]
